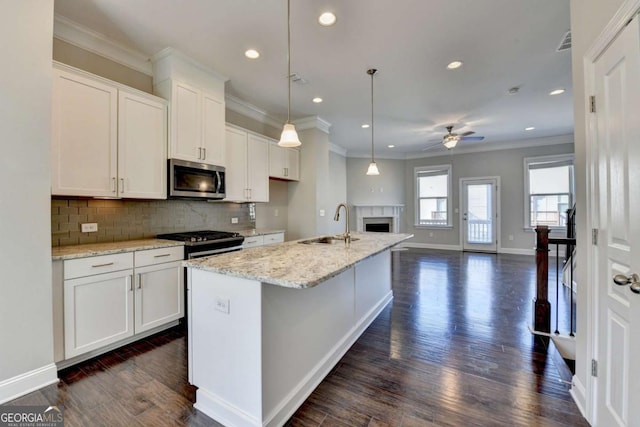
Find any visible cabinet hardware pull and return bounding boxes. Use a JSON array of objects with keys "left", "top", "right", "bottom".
[
  {"left": 112, "top": 177, "right": 116, "bottom": 192},
  {"left": 137, "top": 273, "right": 142, "bottom": 289},
  {"left": 91, "top": 262, "right": 114, "bottom": 268},
  {"left": 129, "top": 275, "right": 133, "bottom": 291},
  {"left": 153, "top": 253, "right": 171, "bottom": 258},
  {"left": 198, "top": 147, "right": 202, "bottom": 159},
  {"left": 202, "top": 147, "right": 206, "bottom": 160},
  {"left": 120, "top": 178, "right": 124, "bottom": 193}
]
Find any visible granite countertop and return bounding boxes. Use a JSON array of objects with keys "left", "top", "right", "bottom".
[
  {"left": 184, "top": 232, "right": 413, "bottom": 289},
  {"left": 235, "top": 228, "right": 286, "bottom": 237},
  {"left": 52, "top": 239, "right": 184, "bottom": 261}
]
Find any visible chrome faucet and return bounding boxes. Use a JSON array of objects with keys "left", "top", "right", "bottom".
[{"left": 334, "top": 203, "right": 351, "bottom": 244}]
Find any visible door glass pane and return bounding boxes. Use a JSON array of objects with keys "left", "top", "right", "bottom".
[{"left": 467, "top": 184, "right": 492, "bottom": 244}]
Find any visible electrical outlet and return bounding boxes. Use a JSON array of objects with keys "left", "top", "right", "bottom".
[
  {"left": 215, "top": 297, "right": 230, "bottom": 314},
  {"left": 508, "top": 234, "right": 514, "bottom": 241},
  {"left": 274, "top": 209, "right": 279, "bottom": 217},
  {"left": 319, "top": 209, "right": 325, "bottom": 217},
  {"left": 429, "top": 232, "right": 434, "bottom": 237},
  {"left": 81, "top": 223, "right": 98, "bottom": 233},
  {"left": 231, "top": 217, "right": 239, "bottom": 224}
]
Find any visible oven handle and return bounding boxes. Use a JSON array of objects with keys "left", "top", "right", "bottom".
[
  {"left": 187, "top": 245, "right": 243, "bottom": 259},
  {"left": 216, "top": 171, "right": 222, "bottom": 194}
]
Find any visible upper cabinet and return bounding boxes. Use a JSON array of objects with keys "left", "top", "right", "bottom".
[
  {"left": 51, "top": 63, "right": 167, "bottom": 199},
  {"left": 269, "top": 142, "right": 300, "bottom": 181},
  {"left": 152, "top": 48, "right": 227, "bottom": 167},
  {"left": 225, "top": 125, "right": 269, "bottom": 202},
  {"left": 155, "top": 80, "right": 225, "bottom": 166}
]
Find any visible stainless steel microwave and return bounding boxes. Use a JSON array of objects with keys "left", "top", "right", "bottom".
[{"left": 168, "top": 159, "right": 226, "bottom": 200}]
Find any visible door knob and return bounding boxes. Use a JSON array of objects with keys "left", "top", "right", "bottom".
[
  {"left": 613, "top": 273, "right": 640, "bottom": 293},
  {"left": 463, "top": 213, "right": 468, "bottom": 220}
]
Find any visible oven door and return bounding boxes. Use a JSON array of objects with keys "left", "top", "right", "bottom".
[
  {"left": 187, "top": 245, "right": 243, "bottom": 259},
  {"left": 169, "top": 159, "right": 226, "bottom": 200}
]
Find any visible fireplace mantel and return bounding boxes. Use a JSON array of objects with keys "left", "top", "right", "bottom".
[{"left": 353, "top": 204, "right": 404, "bottom": 233}]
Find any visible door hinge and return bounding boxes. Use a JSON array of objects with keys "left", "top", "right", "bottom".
[
  {"left": 591, "top": 359, "right": 598, "bottom": 377},
  {"left": 592, "top": 228, "right": 599, "bottom": 245},
  {"left": 590, "top": 95, "right": 597, "bottom": 113}
]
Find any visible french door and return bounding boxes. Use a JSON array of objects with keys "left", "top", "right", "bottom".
[
  {"left": 461, "top": 178, "right": 498, "bottom": 253},
  {"left": 592, "top": 13, "right": 640, "bottom": 427}
]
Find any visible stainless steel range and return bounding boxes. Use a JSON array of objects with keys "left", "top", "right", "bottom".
[{"left": 157, "top": 230, "right": 245, "bottom": 259}]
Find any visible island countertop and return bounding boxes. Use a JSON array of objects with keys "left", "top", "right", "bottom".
[{"left": 184, "top": 232, "right": 412, "bottom": 289}]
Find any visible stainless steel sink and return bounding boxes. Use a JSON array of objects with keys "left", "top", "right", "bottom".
[{"left": 299, "top": 235, "right": 360, "bottom": 245}]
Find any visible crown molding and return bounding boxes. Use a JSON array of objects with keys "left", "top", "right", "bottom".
[
  {"left": 329, "top": 143, "right": 348, "bottom": 156},
  {"left": 225, "top": 95, "right": 282, "bottom": 129},
  {"left": 53, "top": 15, "right": 152, "bottom": 76},
  {"left": 152, "top": 47, "right": 228, "bottom": 83},
  {"left": 404, "top": 133, "right": 574, "bottom": 159},
  {"left": 294, "top": 116, "right": 332, "bottom": 134}
]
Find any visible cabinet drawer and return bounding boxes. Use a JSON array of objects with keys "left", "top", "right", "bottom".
[
  {"left": 135, "top": 246, "right": 184, "bottom": 267},
  {"left": 64, "top": 252, "right": 134, "bottom": 280},
  {"left": 243, "top": 236, "right": 264, "bottom": 248},
  {"left": 264, "top": 233, "right": 284, "bottom": 245}
]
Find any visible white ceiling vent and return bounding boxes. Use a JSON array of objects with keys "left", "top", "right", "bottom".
[{"left": 557, "top": 30, "right": 571, "bottom": 52}]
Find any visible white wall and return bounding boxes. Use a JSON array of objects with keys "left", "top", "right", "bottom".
[
  {"left": 255, "top": 180, "right": 289, "bottom": 232},
  {"left": 325, "top": 151, "right": 347, "bottom": 236},
  {"left": 570, "top": 0, "right": 625, "bottom": 417},
  {"left": 0, "top": 0, "right": 57, "bottom": 402}
]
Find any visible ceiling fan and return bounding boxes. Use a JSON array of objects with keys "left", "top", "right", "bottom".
[{"left": 423, "top": 125, "right": 485, "bottom": 151}]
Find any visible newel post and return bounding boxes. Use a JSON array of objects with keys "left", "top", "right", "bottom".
[{"left": 534, "top": 225, "right": 550, "bottom": 333}]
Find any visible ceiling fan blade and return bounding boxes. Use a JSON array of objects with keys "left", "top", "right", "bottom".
[
  {"left": 422, "top": 142, "right": 443, "bottom": 151},
  {"left": 460, "top": 136, "right": 485, "bottom": 141},
  {"left": 426, "top": 138, "right": 442, "bottom": 143},
  {"left": 460, "top": 131, "right": 475, "bottom": 137}
]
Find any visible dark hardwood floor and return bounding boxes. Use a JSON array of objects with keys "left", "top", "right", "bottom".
[{"left": 5, "top": 249, "right": 587, "bottom": 426}]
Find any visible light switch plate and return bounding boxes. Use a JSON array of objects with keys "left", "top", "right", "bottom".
[
  {"left": 81, "top": 223, "right": 98, "bottom": 233},
  {"left": 231, "top": 217, "right": 239, "bottom": 224},
  {"left": 215, "top": 297, "right": 230, "bottom": 314}
]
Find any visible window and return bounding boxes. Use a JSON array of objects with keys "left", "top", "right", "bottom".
[
  {"left": 524, "top": 154, "right": 574, "bottom": 229},
  {"left": 415, "top": 165, "right": 452, "bottom": 227}
]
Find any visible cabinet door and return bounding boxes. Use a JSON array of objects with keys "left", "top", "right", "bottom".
[
  {"left": 134, "top": 261, "right": 184, "bottom": 334},
  {"left": 247, "top": 134, "right": 270, "bottom": 202},
  {"left": 202, "top": 92, "right": 226, "bottom": 167},
  {"left": 286, "top": 148, "right": 300, "bottom": 181},
  {"left": 52, "top": 68, "right": 117, "bottom": 197},
  {"left": 243, "top": 235, "right": 264, "bottom": 248},
  {"left": 118, "top": 90, "right": 167, "bottom": 199},
  {"left": 170, "top": 81, "right": 201, "bottom": 162},
  {"left": 225, "top": 126, "right": 249, "bottom": 201},
  {"left": 264, "top": 232, "right": 285, "bottom": 245},
  {"left": 64, "top": 270, "right": 134, "bottom": 358},
  {"left": 269, "top": 142, "right": 286, "bottom": 179}
]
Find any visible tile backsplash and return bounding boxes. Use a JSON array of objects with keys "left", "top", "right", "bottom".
[{"left": 52, "top": 198, "right": 254, "bottom": 247}]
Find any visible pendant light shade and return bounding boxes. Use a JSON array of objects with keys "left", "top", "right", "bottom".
[
  {"left": 366, "top": 68, "right": 380, "bottom": 175},
  {"left": 278, "top": 0, "right": 301, "bottom": 147}
]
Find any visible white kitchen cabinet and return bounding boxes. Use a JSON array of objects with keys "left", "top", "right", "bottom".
[
  {"left": 52, "top": 66, "right": 118, "bottom": 197},
  {"left": 242, "top": 232, "right": 284, "bottom": 249},
  {"left": 63, "top": 253, "right": 135, "bottom": 359},
  {"left": 134, "top": 247, "right": 184, "bottom": 334},
  {"left": 269, "top": 142, "right": 300, "bottom": 181},
  {"left": 52, "top": 63, "right": 167, "bottom": 199},
  {"left": 156, "top": 80, "right": 225, "bottom": 166},
  {"left": 225, "top": 125, "right": 269, "bottom": 202},
  {"left": 264, "top": 232, "right": 285, "bottom": 245},
  {"left": 118, "top": 90, "right": 167, "bottom": 199},
  {"left": 59, "top": 245, "right": 184, "bottom": 362}
]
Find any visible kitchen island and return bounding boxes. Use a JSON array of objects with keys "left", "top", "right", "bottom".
[{"left": 184, "top": 232, "right": 412, "bottom": 427}]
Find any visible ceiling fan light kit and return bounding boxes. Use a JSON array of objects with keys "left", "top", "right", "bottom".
[
  {"left": 366, "top": 68, "right": 380, "bottom": 176},
  {"left": 278, "top": 0, "right": 301, "bottom": 148}
]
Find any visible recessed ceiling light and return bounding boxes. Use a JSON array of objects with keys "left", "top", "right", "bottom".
[
  {"left": 318, "top": 12, "right": 337, "bottom": 26},
  {"left": 312, "top": 97, "right": 323, "bottom": 104},
  {"left": 361, "top": 124, "right": 370, "bottom": 129},
  {"left": 244, "top": 49, "right": 260, "bottom": 59},
  {"left": 525, "top": 127, "right": 535, "bottom": 131},
  {"left": 549, "top": 88, "right": 565, "bottom": 96},
  {"left": 447, "top": 60, "right": 463, "bottom": 70},
  {"left": 388, "top": 145, "right": 395, "bottom": 148}
]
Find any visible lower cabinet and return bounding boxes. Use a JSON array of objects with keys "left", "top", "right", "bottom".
[
  {"left": 242, "top": 232, "right": 285, "bottom": 249},
  {"left": 59, "top": 246, "right": 184, "bottom": 361}
]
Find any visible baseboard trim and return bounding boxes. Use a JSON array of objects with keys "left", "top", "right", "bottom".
[
  {"left": 0, "top": 363, "right": 58, "bottom": 405},
  {"left": 498, "top": 247, "right": 535, "bottom": 256},
  {"left": 403, "top": 242, "right": 462, "bottom": 251},
  {"left": 194, "top": 389, "right": 261, "bottom": 427},
  {"left": 570, "top": 375, "right": 588, "bottom": 420}
]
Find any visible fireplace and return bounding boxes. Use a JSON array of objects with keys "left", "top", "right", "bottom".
[{"left": 354, "top": 205, "right": 403, "bottom": 233}]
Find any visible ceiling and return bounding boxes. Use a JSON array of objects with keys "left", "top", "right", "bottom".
[{"left": 53, "top": 0, "right": 573, "bottom": 158}]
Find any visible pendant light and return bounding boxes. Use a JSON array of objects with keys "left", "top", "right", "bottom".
[
  {"left": 278, "top": 0, "right": 301, "bottom": 147},
  {"left": 366, "top": 68, "right": 380, "bottom": 175}
]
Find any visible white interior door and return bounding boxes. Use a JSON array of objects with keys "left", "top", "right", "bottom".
[
  {"left": 461, "top": 178, "right": 498, "bottom": 252},
  {"left": 593, "top": 14, "right": 640, "bottom": 427}
]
